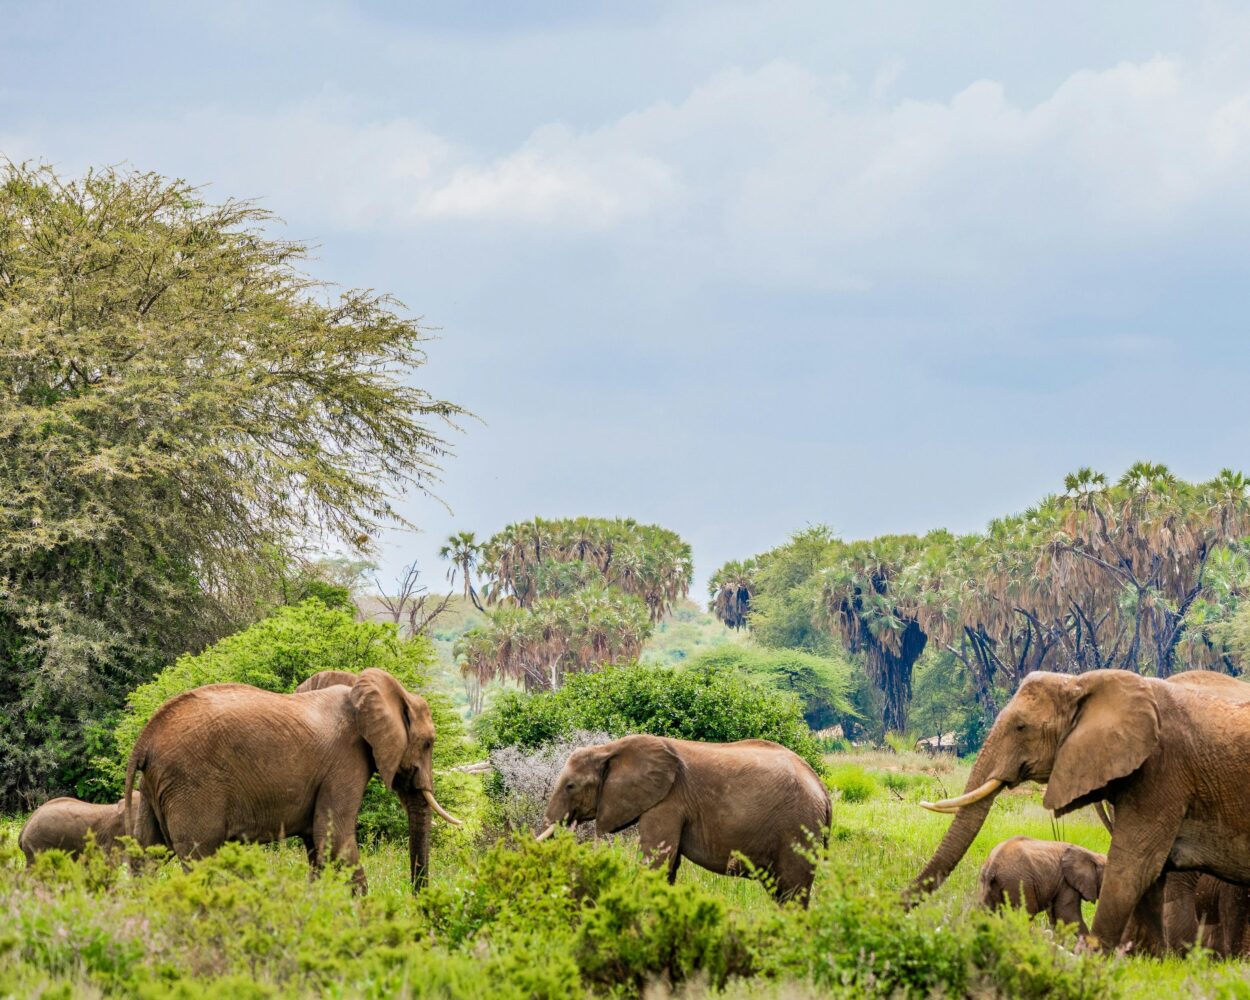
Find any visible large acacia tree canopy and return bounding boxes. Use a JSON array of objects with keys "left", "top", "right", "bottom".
[{"left": 0, "top": 163, "right": 464, "bottom": 805}]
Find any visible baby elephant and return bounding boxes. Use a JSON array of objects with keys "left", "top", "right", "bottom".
[
  {"left": 18, "top": 795, "right": 136, "bottom": 864},
  {"left": 539, "top": 734, "right": 830, "bottom": 904},
  {"left": 979, "top": 836, "right": 1102, "bottom": 933}
]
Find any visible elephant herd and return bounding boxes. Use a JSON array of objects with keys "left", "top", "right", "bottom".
[
  {"left": 18, "top": 668, "right": 833, "bottom": 905},
  {"left": 18, "top": 663, "right": 1250, "bottom": 956}
]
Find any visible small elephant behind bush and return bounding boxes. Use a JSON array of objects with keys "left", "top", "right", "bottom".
[{"left": 979, "top": 836, "right": 1102, "bottom": 934}]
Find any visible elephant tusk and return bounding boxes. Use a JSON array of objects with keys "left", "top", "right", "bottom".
[
  {"left": 535, "top": 822, "right": 557, "bottom": 841},
  {"left": 570, "top": 819, "right": 578, "bottom": 832},
  {"left": 422, "top": 789, "right": 463, "bottom": 826},
  {"left": 920, "top": 778, "right": 1005, "bottom": 813}
]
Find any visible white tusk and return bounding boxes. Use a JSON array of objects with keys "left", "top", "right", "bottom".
[
  {"left": 570, "top": 819, "right": 578, "bottom": 832},
  {"left": 920, "top": 778, "right": 1005, "bottom": 813},
  {"left": 422, "top": 789, "right": 463, "bottom": 826},
  {"left": 535, "top": 822, "right": 557, "bottom": 841}
]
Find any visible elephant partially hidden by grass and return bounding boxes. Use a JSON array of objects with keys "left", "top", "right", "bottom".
[
  {"left": 979, "top": 836, "right": 1103, "bottom": 935},
  {"left": 19, "top": 795, "right": 136, "bottom": 864},
  {"left": 538, "top": 734, "right": 831, "bottom": 904},
  {"left": 124, "top": 668, "right": 460, "bottom": 892}
]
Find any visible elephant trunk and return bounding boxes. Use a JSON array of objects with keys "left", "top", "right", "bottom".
[
  {"left": 405, "top": 793, "right": 431, "bottom": 891},
  {"left": 907, "top": 744, "right": 1004, "bottom": 902}
]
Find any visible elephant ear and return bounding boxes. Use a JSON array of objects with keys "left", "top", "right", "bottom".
[
  {"left": 295, "top": 670, "right": 360, "bottom": 694},
  {"left": 1061, "top": 845, "right": 1105, "bottom": 902},
  {"left": 596, "top": 735, "right": 680, "bottom": 834},
  {"left": 350, "top": 669, "right": 410, "bottom": 789},
  {"left": 1043, "top": 671, "right": 1160, "bottom": 815}
]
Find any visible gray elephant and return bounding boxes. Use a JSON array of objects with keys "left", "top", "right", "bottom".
[
  {"left": 19, "top": 795, "right": 136, "bottom": 864},
  {"left": 978, "top": 836, "right": 1103, "bottom": 934},
  {"left": 538, "top": 734, "right": 830, "bottom": 904},
  {"left": 124, "top": 668, "right": 459, "bottom": 892}
]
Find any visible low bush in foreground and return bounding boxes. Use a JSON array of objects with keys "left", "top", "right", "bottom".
[
  {"left": 477, "top": 662, "right": 824, "bottom": 771},
  {"left": 0, "top": 814, "right": 1127, "bottom": 999}
]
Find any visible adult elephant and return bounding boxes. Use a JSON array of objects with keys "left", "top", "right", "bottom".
[
  {"left": 124, "top": 668, "right": 460, "bottom": 891},
  {"left": 910, "top": 669, "right": 1250, "bottom": 949},
  {"left": 537, "top": 734, "right": 830, "bottom": 904}
]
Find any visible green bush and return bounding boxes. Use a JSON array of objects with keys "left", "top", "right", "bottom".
[
  {"left": 476, "top": 662, "right": 824, "bottom": 771},
  {"left": 690, "top": 644, "right": 858, "bottom": 730},
  {"left": 826, "top": 763, "right": 877, "bottom": 803},
  {"left": 85, "top": 601, "right": 476, "bottom": 841}
]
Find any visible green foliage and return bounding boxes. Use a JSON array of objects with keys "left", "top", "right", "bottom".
[
  {"left": 690, "top": 643, "right": 858, "bottom": 730},
  {"left": 825, "top": 763, "right": 877, "bottom": 803},
  {"left": 476, "top": 661, "right": 824, "bottom": 771},
  {"left": 457, "top": 585, "right": 653, "bottom": 693},
  {"left": 93, "top": 601, "right": 470, "bottom": 805},
  {"left": 0, "top": 162, "right": 463, "bottom": 809},
  {"left": 480, "top": 517, "right": 693, "bottom": 619}
]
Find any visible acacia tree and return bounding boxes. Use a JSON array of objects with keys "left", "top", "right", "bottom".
[{"left": 0, "top": 163, "right": 464, "bottom": 806}]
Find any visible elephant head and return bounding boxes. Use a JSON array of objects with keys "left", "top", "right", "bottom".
[
  {"left": 911, "top": 669, "right": 1159, "bottom": 897},
  {"left": 348, "top": 668, "right": 460, "bottom": 887},
  {"left": 536, "top": 735, "right": 680, "bottom": 839},
  {"left": 1061, "top": 845, "right": 1105, "bottom": 903}
]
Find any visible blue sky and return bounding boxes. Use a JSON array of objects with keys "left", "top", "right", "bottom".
[{"left": 4, "top": 2, "right": 1249, "bottom": 596}]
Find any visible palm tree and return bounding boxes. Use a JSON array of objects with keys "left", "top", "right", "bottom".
[{"left": 440, "top": 531, "right": 484, "bottom": 611}]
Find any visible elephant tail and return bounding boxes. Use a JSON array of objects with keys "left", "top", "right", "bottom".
[{"left": 123, "top": 736, "right": 147, "bottom": 839}]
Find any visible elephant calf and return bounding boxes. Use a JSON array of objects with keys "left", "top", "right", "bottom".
[
  {"left": 538, "top": 734, "right": 831, "bottom": 904},
  {"left": 19, "top": 795, "right": 135, "bottom": 865},
  {"left": 978, "top": 836, "right": 1103, "bottom": 934}
]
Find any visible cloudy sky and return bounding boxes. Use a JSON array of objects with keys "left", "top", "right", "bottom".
[{"left": 4, "top": 2, "right": 1249, "bottom": 594}]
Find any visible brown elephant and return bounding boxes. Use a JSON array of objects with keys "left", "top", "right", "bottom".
[
  {"left": 978, "top": 836, "right": 1103, "bottom": 934},
  {"left": 911, "top": 669, "right": 1250, "bottom": 950},
  {"left": 295, "top": 670, "right": 361, "bottom": 692},
  {"left": 537, "top": 734, "right": 830, "bottom": 904},
  {"left": 19, "top": 795, "right": 137, "bottom": 864},
  {"left": 124, "top": 668, "right": 459, "bottom": 892}
]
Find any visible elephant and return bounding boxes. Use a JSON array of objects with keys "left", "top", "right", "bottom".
[
  {"left": 18, "top": 795, "right": 136, "bottom": 864},
  {"left": 910, "top": 668, "right": 1250, "bottom": 950},
  {"left": 124, "top": 668, "right": 460, "bottom": 892},
  {"left": 537, "top": 734, "right": 831, "bottom": 904},
  {"left": 978, "top": 836, "right": 1103, "bottom": 934},
  {"left": 295, "top": 670, "right": 361, "bottom": 693}
]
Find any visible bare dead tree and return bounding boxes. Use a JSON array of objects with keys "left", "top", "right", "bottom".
[{"left": 374, "top": 562, "right": 454, "bottom": 637}]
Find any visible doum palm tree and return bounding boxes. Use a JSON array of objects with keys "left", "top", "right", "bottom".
[{"left": 440, "top": 531, "right": 485, "bottom": 611}]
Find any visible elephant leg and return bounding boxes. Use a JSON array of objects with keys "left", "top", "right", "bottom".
[
  {"left": 1218, "top": 883, "right": 1249, "bottom": 957},
  {"left": 1089, "top": 809, "right": 1181, "bottom": 951},
  {"left": 313, "top": 794, "right": 366, "bottom": 893},
  {"left": 1051, "top": 885, "right": 1089, "bottom": 936},
  {"left": 774, "top": 842, "right": 817, "bottom": 907},
  {"left": 636, "top": 806, "right": 683, "bottom": 884},
  {"left": 1123, "top": 875, "right": 1170, "bottom": 956},
  {"left": 1163, "top": 871, "right": 1200, "bottom": 954}
]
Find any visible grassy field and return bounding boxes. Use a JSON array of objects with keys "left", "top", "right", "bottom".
[{"left": 3, "top": 751, "right": 1249, "bottom": 997}]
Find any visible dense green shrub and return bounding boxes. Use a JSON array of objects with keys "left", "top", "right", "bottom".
[
  {"left": 691, "top": 644, "right": 858, "bottom": 730},
  {"left": 0, "top": 822, "right": 1126, "bottom": 998},
  {"left": 476, "top": 662, "right": 824, "bottom": 771}
]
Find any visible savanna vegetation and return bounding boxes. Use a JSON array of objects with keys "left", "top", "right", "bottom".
[
  {"left": 711, "top": 466, "right": 1250, "bottom": 743},
  {"left": 7, "top": 162, "right": 1250, "bottom": 998}
]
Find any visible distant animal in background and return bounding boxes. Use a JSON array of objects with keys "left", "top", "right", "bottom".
[
  {"left": 538, "top": 734, "right": 831, "bottom": 904},
  {"left": 978, "top": 836, "right": 1103, "bottom": 934},
  {"left": 19, "top": 795, "right": 136, "bottom": 865}
]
